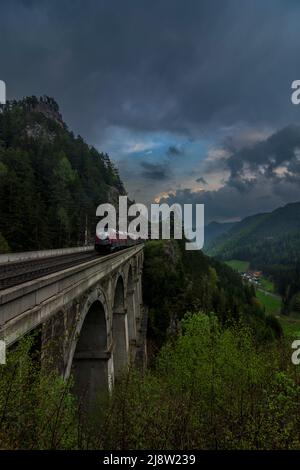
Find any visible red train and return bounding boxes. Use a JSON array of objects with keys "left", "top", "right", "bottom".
[{"left": 95, "top": 228, "right": 141, "bottom": 253}]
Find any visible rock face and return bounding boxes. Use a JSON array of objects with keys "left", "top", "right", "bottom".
[
  {"left": 24, "top": 98, "right": 64, "bottom": 140},
  {"left": 25, "top": 122, "right": 57, "bottom": 142},
  {"left": 163, "top": 239, "right": 180, "bottom": 269},
  {"left": 0, "top": 95, "right": 127, "bottom": 251},
  {"left": 106, "top": 185, "right": 122, "bottom": 206},
  {"left": 30, "top": 100, "right": 64, "bottom": 127}
]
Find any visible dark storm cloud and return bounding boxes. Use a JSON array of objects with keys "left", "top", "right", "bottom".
[
  {"left": 167, "top": 146, "right": 184, "bottom": 157},
  {"left": 162, "top": 124, "right": 300, "bottom": 222},
  {"left": 161, "top": 176, "right": 298, "bottom": 223},
  {"left": 1, "top": 0, "right": 300, "bottom": 142},
  {"left": 2, "top": 0, "right": 300, "bottom": 219},
  {"left": 140, "top": 161, "right": 170, "bottom": 181},
  {"left": 226, "top": 124, "right": 300, "bottom": 178},
  {"left": 196, "top": 177, "right": 207, "bottom": 185}
]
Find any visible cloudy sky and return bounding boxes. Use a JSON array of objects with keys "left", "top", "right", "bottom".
[{"left": 2, "top": 0, "right": 300, "bottom": 222}]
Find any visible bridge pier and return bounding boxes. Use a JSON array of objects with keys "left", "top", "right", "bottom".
[
  {"left": 112, "top": 311, "right": 129, "bottom": 379},
  {"left": 71, "top": 299, "right": 110, "bottom": 406},
  {"left": 127, "top": 288, "right": 137, "bottom": 357},
  {"left": 0, "top": 246, "right": 145, "bottom": 408}
]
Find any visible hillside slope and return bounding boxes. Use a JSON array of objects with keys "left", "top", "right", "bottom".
[
  {"left": 0, "top": 96, "right": 125, "bottom": 252},
  {"left": 207, "top": 202, "right": 300, "bottom": 269},
  {"left": 204, "top": 221, "right": 236, "bottom": 248},
  {"left": 143, "top": 239, "right": 282, "bottom": 351}
]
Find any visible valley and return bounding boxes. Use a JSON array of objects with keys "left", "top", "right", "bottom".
[{"left": 223, "top": 257, "right": 300, "bottom": 339}]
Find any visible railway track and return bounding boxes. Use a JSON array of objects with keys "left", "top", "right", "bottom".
[{"left": 0, "top": 251, "right": 99, "bottom": 290}]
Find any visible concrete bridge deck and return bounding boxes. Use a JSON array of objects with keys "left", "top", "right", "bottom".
[{"left": 0, "top": 245, "right": 146, "bottom": 405}]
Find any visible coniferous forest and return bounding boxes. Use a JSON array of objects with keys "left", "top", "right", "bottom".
[{"left": 0, "top": 96, "right": 125, "bottom": 252}]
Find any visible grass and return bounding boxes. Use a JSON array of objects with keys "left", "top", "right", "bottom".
[
  {"left": 225, "top": 259, "right": 250, "bottom": 273},
  {"left": 225, "top": 259, "right": 300, "bottom": 338},
  {"left": 256, "top": 290, "right": 281, "bottom": 315},
  {"left": 259, "top": 277, "right": 274, "bottom": 293},
  {"left": 256, "top": 289, "right": 300, "bottom": 337},
  {"left": 278, "top": 313, "right": 300, "bottom": 338}
]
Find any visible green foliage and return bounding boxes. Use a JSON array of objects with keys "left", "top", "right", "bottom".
[
  {"left": 278, "top": 312, "right": 300, "bottom": 338},
  {"left": 0, "top": 315, "right": 298, "bottom": 450},
  {"left": 96, "top": 313, "right": 300, "bottom": 450},
  {"left": 143, "top": 240, "right": 186, "bottom": 346},
  {"left": 225, "top": 259, "right": 250, "bottom": 273},
  {"left": 207, "top": 202, "right": 300, "bottom": 315},
  {"left": 208, "top": 202, "right": 300, "bottom": 269},
  {"left": 0, "top": 96, "right": 125, "bottom": 251},
  {"left": 291, "top": 292, "right": 300, "bottom": 313},
  {"left": 260, "top": 277, "right": 275, "bottom": 293},
  {"left": 0, "top": 336, "right": 78, "bottom": 449},
  {"left": 0, "top": 232, "right": 9, "bottom": 253},
  {"left": 143, "top": 239, "right": 278, "bottom": 349},
  {"left": 265, "top": 314, "right": 283, "bottom": 338},
  {"left": 256, "top": 290, "right": 282, "bottom": 315}
]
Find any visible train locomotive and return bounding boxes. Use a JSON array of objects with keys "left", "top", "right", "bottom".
[{"left": 94, "top": 228, "right": 141, "bottom": 253}]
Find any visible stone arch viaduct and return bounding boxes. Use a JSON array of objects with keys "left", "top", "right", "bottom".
[{"left": 0, "top": 245, "right": 146, "bottom": 405}]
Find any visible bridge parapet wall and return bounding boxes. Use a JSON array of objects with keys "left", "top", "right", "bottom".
[
  {"left": 0, "top": 245, "right": 145, "bottom": 405},
  {"left": 0, "top": 245, "right": 94, "bottom": 265}
]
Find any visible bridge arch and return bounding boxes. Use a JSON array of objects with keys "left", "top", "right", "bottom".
[
  {"left": 126, "top": 265, "right": 136, "bottom": 355},
  {"left": 65, "top": 288, "right": 111, "bottom": 407},
  {"left": 112, "top": 274, "right": 128, "bottom": 378},
  {"left": 1, "top": 246, "right": 145, "bottom": 403}
]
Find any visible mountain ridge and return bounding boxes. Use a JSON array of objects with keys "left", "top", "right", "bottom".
[
  {"left": 204, "top": 220, "right": 237, "bottom": 247},
  {"left": 207, "top": 201, "right": 300, "bottom": 269}
]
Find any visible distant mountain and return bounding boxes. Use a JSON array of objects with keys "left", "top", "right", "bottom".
[
  {"left": 0, "top": 96, "right": 126, "bottom": 252},
  {"left": 207, "top": 202, "right": 300, "bottom": 269},
  {"left": 204, "top": 221, "right": 237, "bottom": 248}
]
